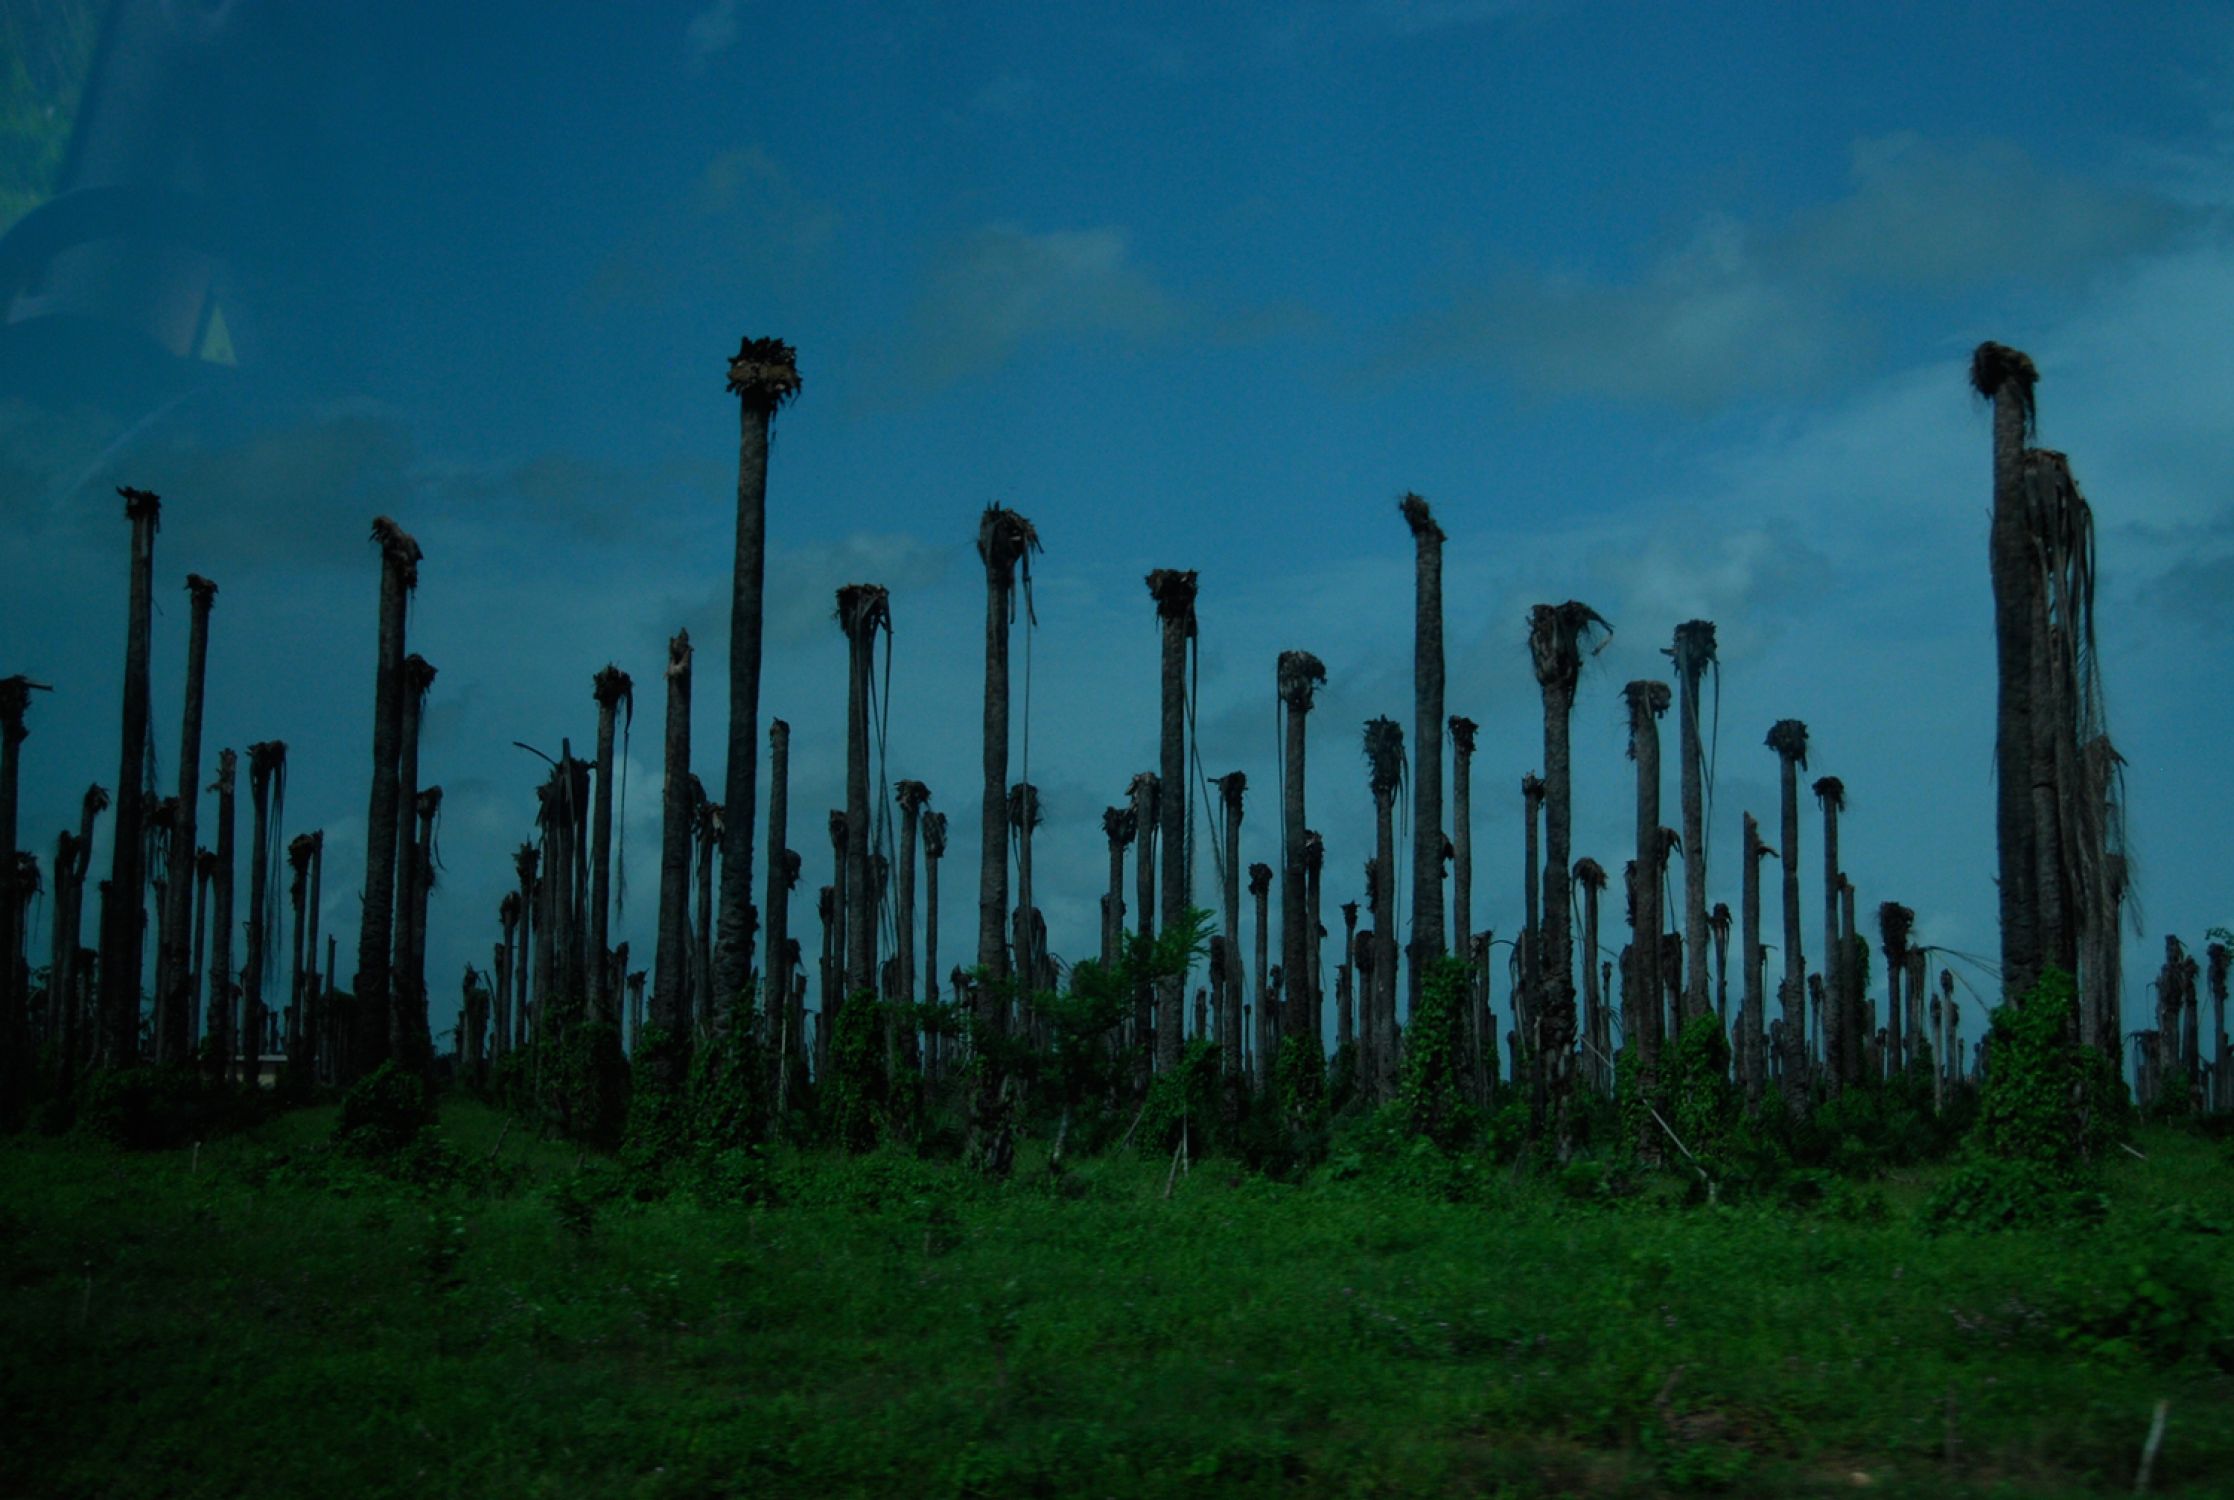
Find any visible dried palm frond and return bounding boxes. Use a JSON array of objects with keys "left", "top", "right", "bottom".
[
  {"left": 1448, "top": 715, "right": 1477, "bottom": 754},
  {"left": 1101, "top": 805, "right": 1135, "bottom": 846},
  {"left": 1765, "top": 718, "right": 1809, "bottom": 769},
  {"left": 724, "top": 336, "right": 802, "bottom": 410},
  {"left": 921, "top": 810, "right": 948, "bottom": 860},
  {"left": 1969, "top": 341, "right": 2037, "bottom": 431},
  {"left": 1811, "top": 775, "right": 1845, "bottom": 813},
  {"left": 1398, "top": 490, "right": 1444, "bottom": 542},
  {"left": 1529, "top": 601, "right": 1612, "bottom": 690}
]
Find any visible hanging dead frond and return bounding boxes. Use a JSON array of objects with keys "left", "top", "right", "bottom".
[
  {"left": 1765, "top": 718, "right": 1810, "bottom": 770},
  {"left": 1969, "top": 341, "right": 2038, "bottom": 431},
  {"left": 1811, "top": 775, "right": 1845, "bottom": 814},
  {"left": 1363, "top": 716, "right": 1406, "bottom": 800},
  {"left": 1529, "top": 601, "right": 1613, "bottom": 692},
  {"left": 724, "top": 336, "right": 802, "bottom": 412},
  {"left": 1398, "top": 490, "right": 1443, "bottom": 542}
]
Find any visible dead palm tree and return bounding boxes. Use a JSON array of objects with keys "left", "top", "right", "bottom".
[
  {"left": 1766, "top": 719, "right": 1810, "bottom": 1106},
  {"left": 1130, "top": 770, "right": 1160, "bottom": 1081},
  {"left": 1518, "top": 772, "right": 1545, "bottom": 1077},
  {"left": 1337, "top": 898, "right": 1359, "bottom": 1056},
  {"left": 287, "top": 833, "right": 315, "bottom": 1088},
  {"left": 1575, "top": 857, "right": 1608, "bottom": 1096},
  {"left": 1146, "top": 569, "right": 1198, "bottom": 1073},
  {"left": 47, "top": 785, "right": 104, "bottom": 1087},
  {"left": 1741, "top": 812, "right": 1771, "bottom": 1108},
  {"left": 1364, "top": 716, "right": 1406, "bottom": 1100},
  {"left": 188, "top": 846, "right": 214, "bottom": 1052},
  {"left": 1100, "top": 805, "right": 1133, "bottom": 972},
  {"left": 202, "top": 760, "right": 232, "bottom": 1080},
  {"left": 353, "top": 517, "right": 421, "bottom": 1080},
  {"left": 691, "top": 791, "right": 718, "bottom": 1031},
  {"left": 97, "top": 488, "right": 162, "bottom": 1068},
  {"left": 1277, "top": 650, "right": 1327, "bottom": 1061},
  {"left": 895, "top": 777, "right": 930, "bottom": 1016},
  {"left": 1879, "top": 902, "right": 1914, "bottom": 1080},
  {"left": 1708, "top": 901, "right": 1733, "bottom": 1028},
  {"left": 1402, "top": 495, "right": 1447, "bottom": 1017},
  {"left": 1249, "top": 861, "right": 1273, "bottom": 1087},
  {"left": 512, "top": 842, "right": 538, "bottom": 1058},
  {"left": 241, "top": 740, "right": 286, "bottom": 1085},
  {"left": 765, "top": 717, "right": 794, "bottom": 1057},
  {"left": 1213, "top": 773, "right": 1245, "bottom": 1071},
  {"left": 0, "top": 676, "right": 42, "bottom": 1110},
  {"left": 1669, "top": 620, "right": 1716, "bottom": 1027},
  {"left": 1304, "top": 828, "right": 1326, "bottom": 1061},
  {"left": 391, "top": 655, "right": 437, "bottom": 1076},
  {"left": 976, "top": 508, "right": 1040, "bottom": 986},
  {"left": 1008, "top": 782, "right": 1042, "bottom": 1022},
  {"left": 1530, "top": 602, "right": 1610, "bottom": 1141},
  {"left": 826, "top": 810, "right": 849, "bottom": 1024},
  {"left": 154, "top": 575, "right": 216, "bottom": 1066},
  {"left": 1450, "top": 717, "right": 1477, "bottom": 1003},
  {"left": 1972, "top": 342, "right": 2043, "bottom": 1001},
  {"left": 921, "top": 809, "right": 947, "bottom": 1070},
  {"left": 651, "top": 634, "right": 694, "bottom": 1092},
  {"left": 589, "top": 665, "right": 633, "bottom": 1030},
  {"left": 836, "top": 585, "right": 890, "bottom": 1006},
  {"left": 1623, "top": 681, "right": 1670, "bottom": 1142},
  {"left": 1812, "top": 775, "right": 1848, "bottom": 1092},
  {"left": 717, "top": 337, "right": 802, "bottom": 1022},
  {"left": 496, "top": 891, "right": 519, "bottom": 1069}
]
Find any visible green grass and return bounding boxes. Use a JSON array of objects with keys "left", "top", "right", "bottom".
[{"left": 2, "top": 1102, "right": 2231, "bottom": 1497}]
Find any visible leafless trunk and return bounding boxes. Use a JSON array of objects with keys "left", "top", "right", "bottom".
[
  {"left": 1671, "top": 621, "right": 1716, "bottom": 1027},
  {"left": 1741, "top": 813, "right": 1769, "bottom": 1109},
  {"left": 241, "top": 741, "right": 286, "bottom": 1086},
  {"left": 1624, "top": 683, "right": 1669, "bottom": 1148},
  {"left": 1813, "top": 776, "right": 1845, "bottom": 1092},
  {"left": 1402, "top": 496, "right": 1446, "bottom": 1017},
  {"left": 1148, "top": 570, "right": 1197, "bottom": 1073},
  {"left": 1278, "top": 651, "right": 1326, "bottom": 1067},
  {"left": 99, "top": 488, "right": 162, "bottom": 1069},
  {"left": 1768, "top": 720, "right": 1809, "bottom": 1107},
  {"left": 353, "top": 518, "right": 420, "bottom": 1081},
  {"left": 205, "top": 760, "right": 232, "bottom": 1080},
  {"left": 157, "top": 577, "right": 216, "bottom": 1065}
]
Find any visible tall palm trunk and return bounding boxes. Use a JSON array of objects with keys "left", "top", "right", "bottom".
[
  {"left": 1100, "top": 806, "right": 1132, "bottom": 972},
  {"left": 0, "top": 677, "right": 37, "bottom": 1112},
  {"left": 1530, "top": 602, "right": 1608, "bottom": 1145},
  {"left": 1213, "top": 774, "right": 1244, "bottom": 1073},
  {"left": 1304, "top": 830, "right": 1325, "bottom": 1060},
  {"left": 1519, "top": 773, "right": 1544, "bottom": 1087},
  {"left": 496, "top": 893, "right": 518, "bottom": 1069},
  {"left": 411, "top": 788, "right": 441, "bottom": 1071},
  {"left": 837, "top": 584, "right": 888, "bottom": 1006},
  {"left": 156, "top": 575, "right": 216, "bottom": 1065},
  {"left": 691, "top": 793, "right": 717, "bottom": 1030},
  {"left": 1277, "top": 651, "right": 1325, "bottom": 1063},
  {"left": 203, "top": 759, "right": 233, "bottom": 1080},
  {"left": 590, "top": 666, "right": 633, "bottom": 1032},
  {"left": 1972, "top": 343, "right": 2041, "bottom": 1002},
  {"left": 1671, "top": 621, "right": 1715, "bottom": 1027},
  {"left": 1130, "top": 772, "right": 1159, "bottom": 1085},
  {"left": 717, "top": 339, "right": 801, "bottom": 1023},
  {"left": 1880, "top": 903, "right": 1913, "bottom": 1081},
  {"left": 391, "top": 655, "right": 436, "bottom": 1075},
  {"left": 761, "top": 716, "right": 789, "bottom": 1066},
  {"left": 99, "top": 488, "right": 162, "bottom": 1068},
  {"left": 1576, "top": 859, "right": 1607, "bottom": 1096},
  {"left": 1364, "top": 717, "right": 1404, "bottom": 1100},
  {"left": 1008, "top": 783, "right": 1040, "bottom": 1025},
  {"left": 49, "top": 786, "right": 105, "bottom": 1090},
  {"left": 241, "top": 741, "right": 286, "bottom": 1085},
  {"left": 353, "top": 518, "right": 420, "bottom": 1080},
  {"left": 1709, "top": 902, "right": 1732, "bottom": 1028},
  {"left": 287, "top": 834, "right": 313, "bottom": 1087},
  {"left": 1402, "top": 496, "right": 1446, "bottom": 1017},
  {"left": 826, "top": 812, "right": 848, "bottom": 1018},
  {"left": 302, "top": 834, "right": 322, "bottom": 1081},
  {"left": 1249, "top": 862, "right": 1273, "bottom": 1087},
  {"left": 921, "top": 811, "right": 946, "bottom": 1072},
  {"left": 1147, "top": 570, "right": 1197, "bottom": 1074},
  {"left": 1741, "top": 813, "right": 1770, "bottom": 1108},
  {"left": 1813, "top": 776, "right": 1847, "bottom": 1092},
  {"left": 1337, "top": 900, "right": 1359, "bottom": 1056},
  {"left": 1767, "top": 720, "right": 1810, "bottom": 1107},
  {"left": 896, "top": 781, "right": 929, "bottom": 1067},
  {"left": 189, "top": 848, "right": 213, "bottom": 1052},
  {"left": 1623, "top": 682, "right": 1670, "bottom": 1150},
  {"left": 970, "top": 509, "right": 1038, "bottom": 1170},
  {"left": 512, "top": 843, "right": 537, "bottom": 1058},
  {"left": 650, "top": 633, "right": 694, "bottom": 1093},
  {"left": 1450, "top": 716, "right": 1477, "bottom": 1091}
]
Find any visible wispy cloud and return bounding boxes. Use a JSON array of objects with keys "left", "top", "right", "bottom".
[
  {"left": 684, "top": 0, "right": 741, "bottom": 69},
  {"left": 1397, "top": 135, "right": 2196, "bottom": 409}
]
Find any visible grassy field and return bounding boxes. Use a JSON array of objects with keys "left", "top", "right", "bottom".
[{"left": 2, "top": 1098, "right": 2231, "bottom": 1498}]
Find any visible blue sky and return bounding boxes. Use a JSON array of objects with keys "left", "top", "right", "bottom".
[{"left": 2, "top": 1, "right": 2230, "bottom": 1063}]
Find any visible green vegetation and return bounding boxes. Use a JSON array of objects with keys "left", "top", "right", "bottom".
[{"left": 4, "top": 1089, "right": 2232, "bottom": 1498}]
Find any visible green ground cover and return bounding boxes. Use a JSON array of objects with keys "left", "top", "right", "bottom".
[{"left": 2, "top": 1096, "right": 2231, "bottom": 1498}]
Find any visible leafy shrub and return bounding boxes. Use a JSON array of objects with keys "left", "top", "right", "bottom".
[
  {"left": 335, "top": 1060, "right": 431, "bottom": 1155},
  {"left": 1920, "top": 1159, "right": 2108, "bottom": 1235},
  {"left": 2046, "top": 1246, "right": 2229, "bottom": 1369},
  {"left": 78, "top": 1067, "right": 259, "bottom": 1150},
  {"left": 1398, "top": 958, "right": 1474, "bottom": 1150},
  {"left": 1971, "top": 968, "right": 2125, "bottom": 1170}
]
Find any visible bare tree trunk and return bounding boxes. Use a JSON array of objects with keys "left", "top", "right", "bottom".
[
  {"left": 717, "top": 339, "right": 800, "bottom": 1027},
  {"left": 1519, "top": 774, "right": 1544, "bottom": 1112},
  {"left": 1215, "top": 776, "right": 1243, "bottom": 1075},
  {"left": 1742, "top": 812, "right": 1768, "bottom": 1109},
  {"left": 1337, "top": 900, "right": 1357, "bottom": 1057},
  {"left": 391, "top": 656, "right": 435, "bottom": 1076},
  {"left": 1769, "top": 720, "right": 1810, "bottom": 1108},
  {"left": 1132, "top": 773, "right": 1158, "bottom": 1087},
  {"left": 1249, "top": 863, "right": 1272, "bottom": 1089},
  {"left": 1403, "top": 496, "right": 1446, "bottom": 1019},
  {"left": 1365, "top": 716, "right": 1404, "bottom": 1102},
  {"left": 922, "top": 812, "right": 945, "bottom": 1075},
  {"left": 763, "top": 718, "right": 792, "bottom": 1077},
  {"left": 0, "top": 678, "right": 33, "bottom": 1113},
  {"left": 241, "top": 742, "right": 286, "bottom": 1088},
  {"left": 205, "top": 759, "right": 233, "bottom": 1080},
  {"left": 590, "top": 666, "right": 632, "bottom": 1032},
  {"left": 691, "top": 796, "right": 716, "bottom": 1031},
  {"left": 1278, "top": 652, "right": 1325, "bottom": 1067},
  {"left": 1814, "top": 777, "right": 1845, "bottom": 1094},
  {"left": 1576, "top": 861, "right": 1606, "bottom": 1097},
  {"left": 1672, "top": 621, "right": 1715, "bottom": 1027},
  {"left": 1148, "top": 570, "right": 1196, "bottom": 1074},
  {"left": 353, "top": 519, "right": 419, "bottom": 1081},
  {"left": 1450, "top": 716, "right": 1476, "bottom": 1095},
  {"left": 1973, "top": 343, "right": 2041, "bottom": 1003},
  {"left": 652, "top": 638, "right": 695, "bottom": 1093},
  {"left": 1531, "top": 603, "right": 1605, "bottom": 1148},
  {"left": 156, "top": 577, "right": 216, "bottom": 1065},
  {"left": 99, "top": 489, "right": 163, "bottom": 1069},
  {"left": 1624, "top": 682, "right": 1669, "bottom": 1149}
]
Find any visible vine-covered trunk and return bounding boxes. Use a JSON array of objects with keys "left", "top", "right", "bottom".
[{"left": 1404, "top": 498, "right": 1445, "bottom": 1018}]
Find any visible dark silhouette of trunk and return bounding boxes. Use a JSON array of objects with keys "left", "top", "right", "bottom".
[
  {"left": 1213, "top": 774, "right": 1244, "bottom": 1073},
  {"left": 495, "top": 893, "right": 518, "bottom": 1070},
  {"left": 651, "top": 633, "right": 693, "bottom": 1092},
  {"left": 1768, "top": 719, "right": 1809, "bottom": 1108},
  {"left": 837, "top": 585, "right": 888, "bottom": 1004},
  {"left": 302, "top": 834, "right": 323, "bottom": 1081},
  {"left": 203, "top": 758, "right": 233, "bottom": 1080},
  {"left": 286, "top": 834, "right": 313, "bottom": 1088},
  {"left": 1101, "top": 806, "right": 1133, "bottom": 971},
  {"left": 692, "top": 792, "right": 717, "bottom": 1030},
  {"left": 970, "top": 509, "right": 1037, "bottom": 1172},
  {"left": 1249, "top": 861, "right": 1272, "bottom": 1088},
  {"left": 512, "top": 843, "right": 537, "bottom": 1059},
  {"left": 1813, "top": 776, "right": 1847, "bottom": 1093},
  {"left": 1576, "top": 859, "right": 1606, "bottom": 1096},
  {"left": 761, "top": 716, "right": 790, "bottom": 1065},
  {"left": 391, "top": 656, "right": 436, "bottom": 1076},
  {"left": 1337, "top": 900, "right": 1358, "bottom": 1056},
  {"left": 896, "top": 781, "right": 929, "bottom": 1065},
  {"left": 1972, "top": 342, "right": 2041, "bottom": 1003},
  {"left": 921, "top": 811, "right": 945, "bottom": 1072},
  {"left": 1710, "top": 902, "right": 1732, "bottom": 1029},
  {"left": 1402, "top": 496, "right": 1446, "bottom": 1017},
  {"left": 1880, "top": 902, "right": 1913, "bottom": 1080},
  {"left": 99, "top": 488, "right": 162, "bottom": 1069},
  {"left": 1519, "top": 773, "right": 1544, "bottom": 1093},
  {"left": 0, "top": 677, "right": 40, "bottom": 1113},
  {"left": 1623, "top": 681, "right": 1669, "bottom": 1151},
  {"left": 1008, "top": 783, "right": 1041, "bottom": 1036},
  {"left": 352, "top": 520, "right": 419, "bottom": 1079},
  {"left": 1840, "top": 878, "right": 1861, "bottom": 1077},
  {"left": 189, "top": 847, "right": 213, "bottom": 1053},
  {"left": 1364, "top": 716, "right": 1404, "bottom": 1101},
  {"left": 590, "top": 666, "right": 632, "bottom": 1030},
  {"left": 1276, "top": 650, "right": 1325, "bottom": 1062},
  {"left": 717, "top": 338, "right": 801, "bottom": 1024},
  {"left": 1304, "top": 829, "right": 1325, "bottom": 1061},
  {"left": 48, "top": 785, "right": 105, "bottom": 1091},
  {"left": 1530, "top": 602, "right": 1608, "bottom": 1147},
  {"left": 1130, "top": 772, "right": 1159, "bottom": 1087},
  {"left": 1670, "top": 621, "right": 1715, "bottom": 1027},
  {"left": 1450, "top": 716, "right": 1477, "bottom": 1090},
  {"left": 241, "top": 741, "right": 286, "bottom": 1086},
  {"left": 1742, "top": 813, "right": 1770, "bottom": 1108},
  {"left": 156, "top": 576, "right": 215, "bottom": 1066},
  {"left": 1146, "top": 569, "right": 1196, "bottom": 1074}
]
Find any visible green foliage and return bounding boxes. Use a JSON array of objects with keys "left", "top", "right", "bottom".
[
  {"left": 1920, "top": 1159, "right": 2107, "bottom": 1234},
  {"left": 77, "top": 1066, "right": 262, "bottom": 1150},
  {"left": 336, "top": 1061, "right": 432, "bottom": 1156},
  {"left": 1397, "top": 957, "right": 1473, "bottom": 1149},
  {"left": 1972, "top": 968, "right": 2125, "bottom": 1170},
  {"left": 1135, "top": 1038, "right": 1223, "bottom": 1158},
  {"left": 1664, "top": 1016, "right": 1737, "bottom": 1168},
  {"left": 826, "top": 991, "right": 891, "bottom": 1153}
]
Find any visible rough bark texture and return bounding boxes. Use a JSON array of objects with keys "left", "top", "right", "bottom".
[
  {"left": 1742, "top": 813, "right": 1767, "bottom": 1108},
  {"left": 391, "top": 656, "right": 435, "bottom": 1076},
  {"left": 1214, "top": 776, "right": 1244, "bottom": 1073},
  {"left": 0, "top": 679, "right": 30, "bottom": 1114},
  {"left": 1670, "top": 620, "right": 1715, "bottom": 1027},
  {"left": 1146, "top": 570, "right": 1197, "bottom": 1074},
  {"left": 1402, "top": 496, "right": 1446, "bottom": 1017},
  {"left": 206, "top": 761, "right": 233, "bottom": 1079},
  {"left": 1814, "top": 776, "right": 1846, "bottom": 1093},
  {"left": 1365, "top": 716, "right": 1404, "bottom": 1100},
  {"left": 1974, "top": 342, "right": 2040, "bottom": 1003},
  {"left": 242, "top": 741, "right": 286, "bottom": 1084},
  {"left": 1278, "top": 651, "right": 1325, "bottom": 1063},
  {"left": 1768, "top": 719, "right": 1810, "bottom": 1108},
  {"left": 99, "top": 488, "right": 162, "bottom": 1069},
  {"left": 157, "top": 577, "right": 216, "bottom": 1065},
  {"left": 652, "top": 634, "right": 694, "bottom": 1092},
  {"left": 1576, "top": 859, "right": 1606, "bottom": 1096},
  {"left": 590, "top": 666, "right": 632, "bottom": 1027},
  {"left": 1624, "top": 682, "right": 1670, "bottom": 1150},
  {"left": 353, "top": 518, "right": 418, "bottom": 1080},
  {"left": 1249, "top": 862, "right": 1273, "bottom": 1087},
  {"left": 1530, "top": 602, "right": 1606, "bottom": 1146}
]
